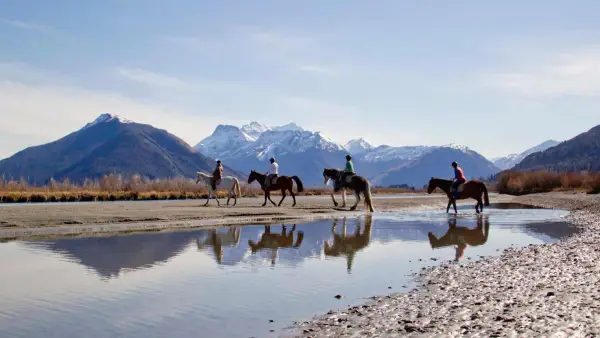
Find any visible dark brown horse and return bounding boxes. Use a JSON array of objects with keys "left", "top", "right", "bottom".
[
  {"left": 322, "top": 168, "right": 375, "bottom": 212},
  {"left": 247, "top": 224, "right": 304, "bottom": 265},
  {"left": 247, "top": 170, "right": 304, "bottom": 207},
  {"left": 427, "top": 177, "right": 490, "bottom": 214},
  {"left": 428, "top": 215, "right": 490, "bottom": 261}
]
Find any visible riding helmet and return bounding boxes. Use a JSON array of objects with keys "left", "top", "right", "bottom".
[
  {"left": 451, "top": 161, "right": 458, "bottom": 167},
  {"left": 270, "top": 157, "right": 275, "bottom": 163},
  {"left": 346, "top": 155, "right": 352, "bottom": 161}
]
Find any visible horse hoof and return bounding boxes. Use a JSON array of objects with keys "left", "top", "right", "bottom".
[{"left": 350, "top": 207, "right": 356, "bottom": 211}]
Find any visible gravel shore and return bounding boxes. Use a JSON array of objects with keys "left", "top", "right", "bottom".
[{"left": 287, "top": 192, "right": 600, "bottom": 337}]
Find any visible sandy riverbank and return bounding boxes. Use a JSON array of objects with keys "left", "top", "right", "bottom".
[
  {"left": 287, "top": 192, "right": 600, "bottom": 337},
  {"left": 0, "top": 193, "right": 508, "bottom": 240}
]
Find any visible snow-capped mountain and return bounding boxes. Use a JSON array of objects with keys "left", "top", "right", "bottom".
[
  {"left": 195, "top": 125, "right": 255, "bottom": 160},
  {"left": 241, "top": 121, "right": 270, "bottom": 139},
  {"left": 194, "top": 121, "right": 500, "bottom": 187},
  {"left": 492, "top": 140, "right": 560, "bottom": 170},
  {"left": 344, "top": 138, "right": 373, "bottom": 155},
  {"left": 81, "top": 113, "right": 133, "bottom": 130}
]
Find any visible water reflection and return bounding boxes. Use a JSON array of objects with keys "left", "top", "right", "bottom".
[
  {"left": 196, "top": 227, "right": 241, "bottom": 264},
  {"left": 324, "top": 216, "right": 373, "bottom": 273},
  {"left": 428, "top": 215, "right": 490, "bottom": 261},
  {"left": 247, "top": 225, "right": 305, "bottom": 265}
]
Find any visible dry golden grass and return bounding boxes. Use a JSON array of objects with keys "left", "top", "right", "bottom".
[
  {"left": 496, "top": 171, "right": 600, "bottom": 195},
  {"left": 0, "top": 174, "right": 425, "bottom": 203}
]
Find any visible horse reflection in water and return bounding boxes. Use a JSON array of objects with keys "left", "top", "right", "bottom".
[
  {"left": 247, "top": 225, "right": 304, "bottom": 265},
  {"left": 196, "top": 227, "right": 242, "bottom": 264},
  {"left": 428, "top": 215, "right": 490, "bottom": 261},
  {"left": 324, "top": 215, "right": 373, "bottom": 273}
]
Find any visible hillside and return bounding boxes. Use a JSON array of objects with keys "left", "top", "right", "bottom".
[
  {"left": 514, "top": 124, "right": 600, "bottom": 172},
  {"left": 0, "top": 114, "right": 238, "bottom": 184},
  {"left": 492, "top": 140, "right": 560, "bottom": 170}
]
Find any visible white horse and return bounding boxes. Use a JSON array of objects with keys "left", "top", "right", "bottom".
[{"left": 195, "top": 172, "right": 242, "bottom": 206}]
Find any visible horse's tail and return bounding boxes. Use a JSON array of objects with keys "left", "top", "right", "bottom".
[
  {"left": 292, "top": 176, "right": 304, "bottom": 192},
  {"left": 482, "top": 182, "right": 490, "bottom": 206},
  {"left": 234, "top": 177, "right": 242, "bottom": 197},
  {"left": 364, "top": 180, "right": 375, "bottom": 213}
]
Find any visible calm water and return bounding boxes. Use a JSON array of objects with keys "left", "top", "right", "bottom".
[{"left": 0, "top": 203, "right": 577, "bottom": 338}]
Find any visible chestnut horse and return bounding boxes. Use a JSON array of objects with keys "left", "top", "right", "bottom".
[
  {"left": 247, "top": 170, "right": 304, "bottom": 207},
  {"left": 427, "top": 177, "right": 490, "bottom": 214},
  {"left": 428, "top": 215, "right": 490, "bottom": 261}
]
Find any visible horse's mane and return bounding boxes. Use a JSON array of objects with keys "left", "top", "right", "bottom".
[{"left": 197, "top": 172, "right": 211, "bottom": 178}]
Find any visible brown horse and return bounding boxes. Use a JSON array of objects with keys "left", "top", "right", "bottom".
[
  {"left": 427, "top": 177, "right": 490, "bottom": 214},
  {"left": 322, "top": 168, "right": 375, "bottom": 212},
  {"left": 324, "top": 215, "right": 373, "bottom": 273},
  {"left": 247, "top": 170, "right": 304, "bottom": 207},
  {"left": 428, "top": 215, "right": 490, "bottom": 261},
  {"left": 248, "top": 224, "right": 304, "bottom": 265}
]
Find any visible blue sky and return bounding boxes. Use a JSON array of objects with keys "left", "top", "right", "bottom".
[{"left": 1, "top": 1, "right": 600, "bottom": 160}]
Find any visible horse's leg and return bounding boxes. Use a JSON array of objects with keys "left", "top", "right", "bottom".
[
  {"left": 290, "top": 188, "right": 297, "bottom": 207},
  {"left": 262, "top": 190, "right": 267, "bottom": 206},
  {"left": 233, "top": 190, "right": 237, "bottom": 206},
  {"left": 349, "top": 189, "right": 360, "bottom": 211},
  {"left": 331, "top": 191, "right": 338, "bottom": 207},
  {"left": 446, "top": 199, "right": 451, "bottom": 213},
  {"left": 341, "top": 189, "right": 347, "bottom": 208},
  {"left": 267, "top": 190, "right": 277, "bottom": 206},
  {"left": 278, "top": 189, "right": 286, "bottom": 207},
  {"left": 474, "top": 199, "right": 480, "bottom": 214},
  {"left": 453, "top": 200, "right": 457, "bottom": 214},
  {"left": 204, "top": 189, "right": 211, "bottom": 206}
]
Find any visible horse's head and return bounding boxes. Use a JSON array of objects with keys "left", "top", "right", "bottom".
[
  {"left": 323, "top": 168, "right": 338, "bottom": 185},
  {"left": 427, "top": 177, "right": 437, "bottom": 194},
  {"left": 248, "top": 170, "right": 257, "bottom": 184}
]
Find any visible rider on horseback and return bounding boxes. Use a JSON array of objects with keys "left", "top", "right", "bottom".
[
  {"left": 265, "top": 157, "right": 279, "bottom": 188},
  {"left": 451, "top": 161, "right": 466, "bottom": 200},
  {"left": 340, "top": 154, "right": 355, "bottom": 185},
  {"left": 211, "top": 160, "right": 223, "bottom": 191}
]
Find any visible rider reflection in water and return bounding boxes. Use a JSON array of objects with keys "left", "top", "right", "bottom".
[{"left": 427, "top": 215, "right": 490, "bottom": 261}]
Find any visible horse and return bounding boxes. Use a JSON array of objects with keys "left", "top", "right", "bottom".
[
  {"left": 322, "top": 168, "right": 375, "bottom": 212},
  {"left": 248, "top": 224, "right": 304, "bottom": 266},
  {"left": 196, "top": 172, "right": 242, "bottom": 206},
  {"left": 428, "top": 215, "right": 490, "bottom": 261},
  {"left": 427, "top": 177, "right": 489, "bottom": 214},
  {"left": 324, "top": 215, "right": 373, "bottom": 273},
  {"left": 247, "top": 170, "right": 304, "bottom": 207}
]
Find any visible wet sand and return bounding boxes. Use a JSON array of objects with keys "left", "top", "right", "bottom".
[
  {"left": 287, "top": 192, "right": 600, "bottom": 337},
  {"left": 0, "top": 193, "right": 501, "bottom": 240}
]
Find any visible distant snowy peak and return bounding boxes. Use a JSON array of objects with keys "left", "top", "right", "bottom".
[
  {"left": 81, "top": 113, "right": 133, "bottom": 130},
  {"left": 241, "top": 121, "right": 271, "bottom": 139},
  {"left": 438, "top": 143, "right": 471, "bottom": 153},
  {"left": 344, "top": 138, "right": 373, "bottom": 155},
  {"left": 272, "top": 122, "right": 304, "bottom": 132},
  {"left": 240, "top": 129, "right": 344, "bottom": 160},
  {"left": 194, "top": 124, "right": 255, "bottom": 159},
  {"left": 492, "top": 139, "right": 560, "bottom": 170}
]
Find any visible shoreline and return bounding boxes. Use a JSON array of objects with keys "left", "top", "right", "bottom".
[
  {"left": 286, "top": 192, "right": 600, "bottom": 337},
  {"left": 0, "top": 193, "right": 486, "bottom": 241}
]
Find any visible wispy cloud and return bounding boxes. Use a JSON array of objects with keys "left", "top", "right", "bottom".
[
  {"left": 0, "top": 18, "right": 55, "bottom": 35},
  {"left": 116, "top": 67, "right": 186, "bottom": 87},
  {"left": 480, "top": 47, "right": 600, "bottom": 98}
]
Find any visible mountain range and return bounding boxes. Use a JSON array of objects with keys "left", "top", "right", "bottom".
[
  {"left": 0, "top": 114, "right": 239, "bottom": 184},
  {"left": 1, "top": 113, "right": 590, "bottom": 188},
  {"left": 195, "top": 122, "right": 502, "bottom": 186}
]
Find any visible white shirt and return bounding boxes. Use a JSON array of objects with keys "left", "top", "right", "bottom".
[{"left": 268, "top": 162, "right": 279, "bottom": 175}]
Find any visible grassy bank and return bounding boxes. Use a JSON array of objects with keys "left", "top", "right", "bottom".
[
  {"left": 496, "top": 171, "right": 600, "bottom": 195},
  {"left": 0, "top": 175, "right": 423, "bottom": 204}
]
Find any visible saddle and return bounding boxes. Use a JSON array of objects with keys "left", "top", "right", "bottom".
[
  {"left": 453, "top": 181, "right": 465, "bottom": 193},
  {"left": 267, "top": 175, "right": 278, "bottom": 186}
]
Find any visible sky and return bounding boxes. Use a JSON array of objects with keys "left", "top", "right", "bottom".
[{"left": 1, "top": 1, "right": 600, "bottom": 160}]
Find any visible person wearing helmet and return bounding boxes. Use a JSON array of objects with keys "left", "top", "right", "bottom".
[
  {"left": 451, "top": 161, "right": 466, "bottom": 200},
  {"left": 340, "top": 154, "right": 355, "bottom": 184},
  {"left": 211, "top": 160, "right": 223, "bottom": 191},
  {"left": 265, "top": 157, "right": 279, "bottom": 188}
]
